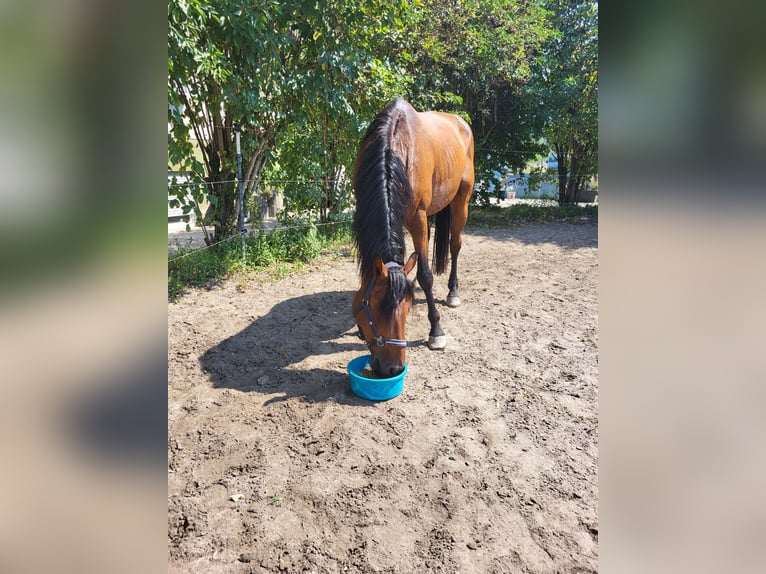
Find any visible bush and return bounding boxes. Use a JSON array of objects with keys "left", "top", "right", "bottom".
[{"left": 168, "top": 215, "right": 354, "bottom": 300}]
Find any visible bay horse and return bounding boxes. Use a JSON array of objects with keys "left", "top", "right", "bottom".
[{"left": 351, "top": 98, "right": 474, "bottom": 377}]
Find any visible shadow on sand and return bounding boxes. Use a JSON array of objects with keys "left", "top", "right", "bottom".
[
  {"left": 464, "top": 221, "right": 597, "bottom": 250},
  {"left": 199, "top": 290, "right": 385, "bottom": 405}
]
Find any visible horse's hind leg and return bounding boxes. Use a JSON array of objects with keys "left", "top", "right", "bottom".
[
  {"left": 410, "top": 210, "right": 446, "bottom": 349},
  {"left": 446, "top": 179, "right": 472, "bottom": 307}
]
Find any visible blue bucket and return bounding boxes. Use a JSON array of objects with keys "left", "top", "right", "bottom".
[{"left": 347, "top": 355, "right": 407, "bottom": 401}]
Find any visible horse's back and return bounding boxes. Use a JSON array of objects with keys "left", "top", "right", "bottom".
[
  {"left": 363, "top": 98, "right": 473, "bottom": 216},
  {"left": 422, "top": 111, "right": 473, "bottom": 152},
  {"left": 406, "top": 109, "right": 474, "bottom": 213},
  {"left": 425, "top": 111, "right": 474, "bottom": 182}
]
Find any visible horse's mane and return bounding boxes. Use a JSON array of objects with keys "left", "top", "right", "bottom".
[{"left": 352, "top": 99, "right": 414, "bottom": 315}]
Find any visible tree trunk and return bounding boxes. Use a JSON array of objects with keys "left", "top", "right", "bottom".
[
  {"left": 556, "top": 143, "right": 592, "bottom": 206},
  {"left": 320, "top": 114, "right": 332, "bottom": 222},
  {"left": 208, "top": 176, "right": 237, "bottom": 244},
  {"left": 564, "top": 152, "right": 581, "bottom": 205},
  {"left": 203, "top": 136, "right": 237, "bottom": 243},
  {"left": 556, "top": 146, "right": 568, "bottom": 205},
  {"left": 243, "top": 133, "right": 274, "bottom": 223}
]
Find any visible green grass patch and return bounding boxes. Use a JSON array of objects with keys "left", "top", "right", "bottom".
[
  {"left": 168, "top": 218, "right": 353, "bottom": 301},
  {"left": 467, "top": 203, "right": 598, "bottom": 228}
]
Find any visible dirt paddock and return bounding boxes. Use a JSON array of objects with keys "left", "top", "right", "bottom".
[{"left": 168, "top": 221, "right": 598, "bottom": 573}]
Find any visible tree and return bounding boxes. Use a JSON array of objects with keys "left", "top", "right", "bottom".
[
  {"left": 168, "top": 0, "right": 295, "bottom": 243},
  {"left": 410, "top": 0, "right": 553, "bottom": 192},
  {"left": 535, "top": 0, "right": 598, "bottom": 205},
  {"left": 168, "top": 0, "right": 421, "bottom": 238},
  {"left": 267, "top": 0, "right": 419, "bottom": 222},
  {"left": 168, "top": 0, "right": 597, "bottom": 234}
]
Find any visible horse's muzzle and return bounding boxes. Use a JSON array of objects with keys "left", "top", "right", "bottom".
[{"left": 370, "top": 355, "right": 404, "bottom": 378}]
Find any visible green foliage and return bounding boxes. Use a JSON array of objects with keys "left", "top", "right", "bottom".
[
  {"left": 315, "top": 211, "right": 354, "bottom": 244},
  {"left": 471, "top": 173, "right": 506, "bottom": 207},
  {"left": 411, "top": 0, "right": 553, "bottom": 174},
  {"left": 168, "top": 0, "right": 423, "bottom": 238},
  {"left": 168, "top": 218, "right": 353, "bottom": 300},
  {"left": 168, "top": 239, "right": 244, "bottom": 299},
  {"left": 267, "top": 0, "right": 421, "bottom": 221},
  {"left": 532, "top": 0, "right": 598, "bottom": 204},
  {"left": 168, "top": 0, "right": 287, "bottom": 242},
  {"left": 168, "top": 0, "right": 598, "bottom": 241},
  {"left": 467, "top": 203, "right": 597, "bottom": 227},
  {"left": 471, "top": 180, "right": 493, "bottom": 207},
  {"left": 526, "top": 165, "right": 559, "bottom": 196}
]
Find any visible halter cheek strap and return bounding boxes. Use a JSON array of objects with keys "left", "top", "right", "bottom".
[{"left": 352, "top": 263, "right": 408, "bottom": 348}]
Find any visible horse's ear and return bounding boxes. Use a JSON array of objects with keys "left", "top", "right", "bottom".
[
  {"left": 373, "top": 255, "right": 388, "bottom": 278},
  {"left": 403, "top": 252, "right": 418, "bottom": 276}
]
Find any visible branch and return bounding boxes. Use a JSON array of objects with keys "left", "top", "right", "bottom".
[
  {"left": 174, "top": 79, "right": 212, "bottom": 175},
  {"left": 244, "top": 135, "right": 271, "bottom": 198}
]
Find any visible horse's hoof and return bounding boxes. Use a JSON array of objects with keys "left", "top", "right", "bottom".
[
  {"left": 428, "top": 335, "right": 447, "bottom": 350},
  {"left": 446, "top": 295, "right": 461, "bottom": 308}
]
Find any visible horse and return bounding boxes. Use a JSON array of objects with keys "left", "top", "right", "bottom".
[{"left": 351, "top": 98, "right": 475, "bottom": 377}]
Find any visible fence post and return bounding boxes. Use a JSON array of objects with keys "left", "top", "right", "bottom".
[{"left": 234, "top": 123, "right": 245, "bottom": 261}]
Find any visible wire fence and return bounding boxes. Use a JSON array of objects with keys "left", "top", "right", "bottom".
[
  {"left": 167, "top": 218, "right": 351, "bottom": 263},
  {"left": 167, "top": 170, "right": 599, "bottom": 263},
  {"left": 168, "top": 195, "right": 599, "bottom": 264},
  {"left": 167, "top": 178, "right": 347, "bottom": 188},
  {"left": 167, "top": 171, "right": 599, "bottom": 189},
  {"left": 167, "top": 228, "right": 245, "bottom": 262},
  {"left": 172, "top": 125, "right": 562, "bottom": 157}
]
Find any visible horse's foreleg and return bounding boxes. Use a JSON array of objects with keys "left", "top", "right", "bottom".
[
  {"left": 411, "top": 212, "right": 446, "bottom": 349},
  {"left": 446, "top": 181, "right": 472, "bottom": 307}
]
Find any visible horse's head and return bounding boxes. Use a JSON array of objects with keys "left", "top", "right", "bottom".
[{"left": 352, "top": 253, "right": 418, "bottom": 377}]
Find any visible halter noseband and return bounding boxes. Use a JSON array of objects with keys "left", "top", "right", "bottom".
[{"left": 352, "top": 262, "right": 409, "bottom": 348}]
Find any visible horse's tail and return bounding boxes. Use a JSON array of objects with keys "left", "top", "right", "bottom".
[{"left": 432, "top": 205, "right": 451, "bottom": 275}]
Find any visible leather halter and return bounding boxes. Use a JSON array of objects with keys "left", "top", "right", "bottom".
[{"left": 352, "top": 263, "right": 408, "bottom": 348}]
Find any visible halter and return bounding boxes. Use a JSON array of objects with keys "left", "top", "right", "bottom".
[{"left": 352, "top": 262, "right": 409, "bottom": 348}]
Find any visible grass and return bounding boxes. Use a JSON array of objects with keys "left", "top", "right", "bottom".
[
  {"left": 467, "top": 203, "right": 598, "bottom": 228},
  {"left": 168, "top": 218, "right": 353, "bottom": 301}
]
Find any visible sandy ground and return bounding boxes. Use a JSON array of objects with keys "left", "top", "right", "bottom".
[{"left": 168, "top": 221, "right": 598, "bottom": 573}]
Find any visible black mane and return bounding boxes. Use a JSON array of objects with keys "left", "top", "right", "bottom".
[{"left": 352, "top": 99, "right": 414, "bottom": 314}]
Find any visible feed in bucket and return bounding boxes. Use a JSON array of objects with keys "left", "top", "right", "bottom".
[{"left": 347, "top": 355, "right": 407, "bottom": 401}]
